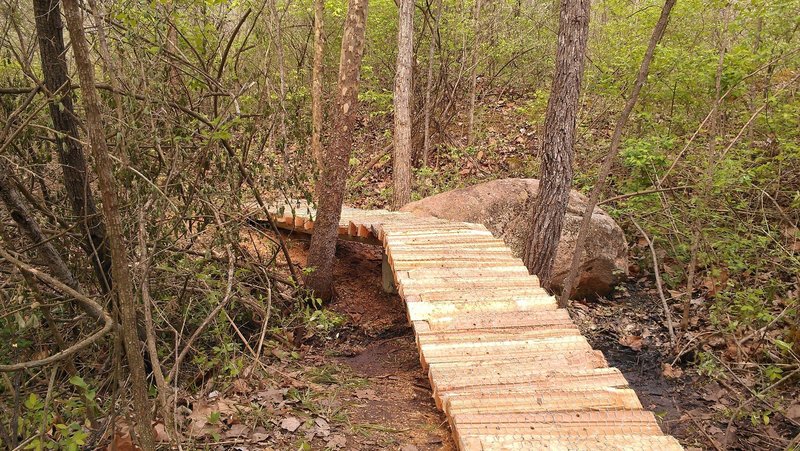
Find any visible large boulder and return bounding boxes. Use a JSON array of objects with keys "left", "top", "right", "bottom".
[{"left": 400, "top": 178, "right": 627, "bottom": 298}]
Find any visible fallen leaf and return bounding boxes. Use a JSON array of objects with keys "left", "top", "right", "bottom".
[
  {"left": 786, "top": 403, "right": 800, "bottom": 420},
  {"left": 326, "top": 434, "right": 347, "bottom": 449},
  {"left": 400, "top": 445, "right": 419, "bottom": 451},
  {"left": 106, "top": 432, "right": 139, "bottom": 451},
  {"left": 225, "top": 423, "right": 249, "bottom": 439},
  {"left": 619, "top": 335, "right": 643, "bottom": 351},
  {"left": 255, "top": 388, "right": 288, "bottom": 405},
  {"left": 250, "top": 427, "right": 270, "bottom": 442},
  {"left": 661, "top": 363, "right": 684, "bottom": 379},
  {"left": 354, "top": 388, "right": 380, "bottom": 401},
  {"left": 153, "top": 423, "right": 170, "bottom": 442},
  {"left": 280, "top": 416, "right": 301, "bottom": 432}
]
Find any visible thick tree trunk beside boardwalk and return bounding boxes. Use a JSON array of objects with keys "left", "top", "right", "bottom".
[
  {"left": 306, "top": 0, "right": 370, "bottom": 301},
  {"left": 524, "top": 0, "right": 590, "bottom": 290},
  {"left": 392, "top": 0, "right": 414, "bottom": 209}
]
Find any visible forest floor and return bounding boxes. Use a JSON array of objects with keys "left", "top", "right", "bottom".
[{"left": 167, "top": 237, "right": 454, "bottom": 450}]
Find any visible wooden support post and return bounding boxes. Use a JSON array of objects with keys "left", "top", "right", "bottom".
[{"left": 382, "top": 251, "right": 398, "bottom": 294}]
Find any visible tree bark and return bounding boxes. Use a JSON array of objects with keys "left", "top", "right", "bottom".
[
  {"left": 422, "top": 0, "right": 442, "bottom": 166},
  {"left": 558, "top": 0, "right": 676, "bottom": 306},
  {"left": 269, "top": 0, "right": 289, "bottom": 155},
  {"left": 466, "top": 0, "right": 482, "bottom": 146},
  {"left": 0, "top": 162, "right": 80, "bottom": 293},
  {"left": 31, "top": 0, "right": 112, "bottom": 294},
  {"left": 311, "top": 0, "right": 326, "bottom": 168},
  {"left": 392, "top": 0, "right": 414, "bottom": 209},
  {"left": 60, "top": 1, "right": 156, "bottom": 448},
  {"left": 524, "top": 0, "right": 590, "bottom": 288},
  {"left": 305, "top": 0, "right": 369, "bottom": 300}
]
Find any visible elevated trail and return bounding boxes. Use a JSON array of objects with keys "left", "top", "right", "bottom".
[{"left": 254, "top": 200, "right": 682, "bottom": 450}]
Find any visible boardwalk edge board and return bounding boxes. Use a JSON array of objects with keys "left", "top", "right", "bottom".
[{"left": 261, "top": 201, "right": 682, "bottom": 451}]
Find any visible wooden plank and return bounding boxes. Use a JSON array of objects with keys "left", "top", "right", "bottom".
[
  {"left": 420, "top": 336, "right": 593, "bottom": 367},
  {"left": 444, "top": 388, "right": 642, "bottom": 416},
  {"left": 395, "top": 267, "right": 534, "bottom": 284},
  {"left": 459, "top": 435, "right": 683, "bottom": 451},
  {"left": 416, "top": 327, "right": 581, "bottom": 346},
  {"left": 405, "top": 298, "right": 557, "bottom": 322},
  {"left": 433, "top": 368, "right": 629, "bottom": 394},
  {"left": 415, "top": 290, "right": 552, "bottom": 302},
  {"left": 452, "top": 410, "right": 664, "bottom": 439},
  {"left": 398, "top": 281, "right": 543, "bottom": 298},
  {"left": 425, "top": 349, "right": 607, "bottom": 370},
  {"left": 417, "top": 309, "right": 572, "bottom": 332}
]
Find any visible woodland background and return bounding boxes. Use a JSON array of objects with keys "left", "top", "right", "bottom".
[{"left": 0, "top": 0, "right": 799, "bottom": 449}]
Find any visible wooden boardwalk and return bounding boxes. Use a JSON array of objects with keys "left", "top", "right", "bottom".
[{"left": 257, "top": 200, "right": 683, "bottom": 450}]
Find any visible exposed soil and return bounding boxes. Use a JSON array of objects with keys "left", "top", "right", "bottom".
[{"left": 288, "top": 237, "right": 455, "bottom": 450}]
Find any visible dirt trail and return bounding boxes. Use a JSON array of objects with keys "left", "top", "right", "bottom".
[{"left": 292, "top": 238, "right": 455, "bottom": 450}]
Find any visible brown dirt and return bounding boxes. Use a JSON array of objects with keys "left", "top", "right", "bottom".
[{"left": 289, "top": 237, "right": 455, "bottom": 450}]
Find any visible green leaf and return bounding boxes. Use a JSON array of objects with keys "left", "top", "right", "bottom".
[
  {"left": 24, "top": 393, "right": 42, "bottom": 410},
  {"left": 774, "top": 339, "right": 793, "bottom": 353},
  {"left": 69, "top": 375, "right": 88, "bottom": 390}
]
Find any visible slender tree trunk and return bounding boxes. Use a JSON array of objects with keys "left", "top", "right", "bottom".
[
  {"left": 305, "top": 0, "right": 369, "bottom": 300},
  {"left": 392, "top": 0, "right": 414, "bottom": 209},
  {"left": 523, "top": 0, "right": 590, "bottom": 288},
  {"left": 60, "top": 1, "right": 156, "bottom": 448},
  {"left": 558, "top": 0, "right": 676, "bottom": 306},
  {"left": 269, "top": 0, "right": 289, "bottom": 153},
  {"left": 31, "top": 0, "right": 112, "bottom": 294},
  {"left": 422, "top": 0, "right": 442, "bottom": 166},
  {"left": 311, "top": 0, "right": 326, "bottom": 168},
  {"left": 466, "top": 0, "right": 482, "bottom": 146},
  {"left": 0, "top": 163, "right": 79, "bottom": 292}
]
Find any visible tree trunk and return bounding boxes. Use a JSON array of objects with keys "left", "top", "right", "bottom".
[
  {"left": 311, "top": 0, "right": 326, "bottom": 168},
  {"left": 466, "top": 0, "right": 482, "bottom": 146},
  {"left": 60, "top": 0, "right": 156, "bottom": 448},
  {"left": 31, "top": 0, "right": 112, "bottom": 294},
  {"left": 422, "top": 0, "right": 442, "bottom": 166},
  {"left": 523, "top": 0, "right": 590, "bottom": 288},
  {"left": 0, "top": 162, "right": 80, "bottom": 292},
  {"left": 305, "top": 0, "right": 369, "bottom": 300},
  {"left": 558, "top": 0, "right": 676, "bottom": 306},
  {"left": 392, "top": 0, "right": 414, "bottom": 209},
  {"left": 269, "top": 0, "right": 289, "bottom": 153}
]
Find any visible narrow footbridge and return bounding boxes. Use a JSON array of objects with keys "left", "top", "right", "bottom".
[{"left": 258, "top": 200, "right": 682, "bottom": 450}]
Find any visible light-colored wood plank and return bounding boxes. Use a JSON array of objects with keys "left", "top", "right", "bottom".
[
  {"left": 444, "top": 388, "right": 643, "bottom": 416},
  {"left": 459, "top": 434, "right": 684, "bottom": 451},
  {"left": 416, "top": 309, "right": 572, "bottom": 332},
  {"left": 405, "top": 297, "right": 557, "bottom": 322}
]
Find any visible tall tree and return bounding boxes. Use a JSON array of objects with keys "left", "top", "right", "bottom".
[
  {"left": 31, "top": 0, "right": 112, "bottom": 293},
  {"left": 466, "top": 0, "right": 482, "bottom": 146},
  {"left": 392, "top": 0, "right": 414, "bottom": 208},
  {"left": 305, "top": 0, "right": 370, "bottom": 300},
  {"left": 422, "top": 0, "right": 442, "bottom": 166},
  {"left": 311, "top": 0, "right": 326, "bottom": 168},
  {"left": 558, "top": 0, "right": 677, "bottom": 305},
  {"left": 60, "top": 0, "right": 156, "bottom": 447},
  {"left": 523, "top": 0, "right": 591, "bottom": 288}
]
